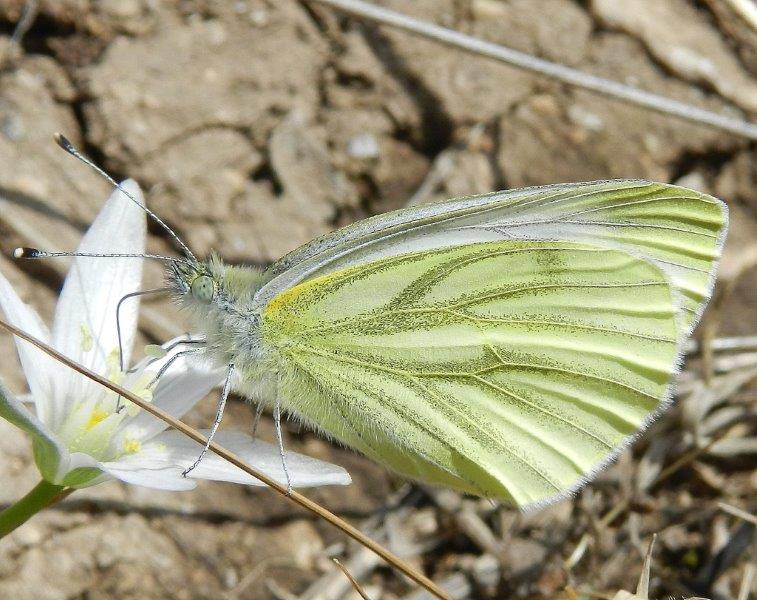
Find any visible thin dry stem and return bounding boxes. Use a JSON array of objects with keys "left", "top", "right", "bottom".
[
  {"left": 309, "top": 0, "right": 757, "bottom": 140},
  {"left": 333, "top": 558, "right": 374, "bottom": 600},
  {"left": 0, "top": 317, "right": 451, "bottom": 600}
]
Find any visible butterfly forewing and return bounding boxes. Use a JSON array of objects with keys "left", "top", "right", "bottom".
[
  {"left": 262, "top": 240, "right": 681, "bottom": 508},
  {"left": 257, "top": 180, "right": 726, "bottom": 336}
]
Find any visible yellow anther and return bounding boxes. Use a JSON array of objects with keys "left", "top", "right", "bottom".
[
  {"left": 123, "top": 438, "right": 142, "bottom": 454},
  {"left": 85, "top": 408, "right": 109, "bottom": 431},
  {"left": 80, "top": 324, "right": 93, "bottom": 352}
]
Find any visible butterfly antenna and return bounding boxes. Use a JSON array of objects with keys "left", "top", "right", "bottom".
[
  {"left": 12, "top": 247, "right": 193, "bottom": 266},
  {"left": 53, "top": 133, "right": 197, "bottom": 263}
]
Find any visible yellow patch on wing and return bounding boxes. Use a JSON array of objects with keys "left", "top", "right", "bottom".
[{"left": 264, "top": 269, "right": 341, "bottom": 320}]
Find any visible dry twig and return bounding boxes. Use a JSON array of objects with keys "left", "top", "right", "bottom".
[
  {"left": 333, "top": 558, "right": 374, "bottom": 600},
  {"left": 0, "top": 317, "right": 451, "bottom": 600},
  {"left": 308, "top": 0, "right": 757, "bottom": 140}
]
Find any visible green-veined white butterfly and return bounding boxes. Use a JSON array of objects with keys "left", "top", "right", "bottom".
[
  {"left": 24, "top": 140, "right": 730, "bottom": 510},
  {"left": 172, "top": 179, "right": 726, "bottom": 509}
]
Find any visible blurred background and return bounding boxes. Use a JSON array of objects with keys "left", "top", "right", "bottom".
[{"left": 0, "top": 1, "right": 754, "bottom": 598}]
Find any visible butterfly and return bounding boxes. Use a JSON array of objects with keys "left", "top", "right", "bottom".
[
  {"left": 25, "top": 139, "right": 730, "bottom": 509},
  {"left": 168, "top": 179, "right": 727, "bottom": 509}
]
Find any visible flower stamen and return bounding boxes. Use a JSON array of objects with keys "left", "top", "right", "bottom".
[
  {"left": 122, "top": 438, "right": 141, "bottom": 454},
  {"left": 79, "top": 323, "right": 93, "bottom": 352},
  {"left": 85, "top": 408, "right": 109, "bottom": 431}
]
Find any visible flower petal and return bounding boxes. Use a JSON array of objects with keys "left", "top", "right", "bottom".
[
  {"left": 57, "top": 452, "right": 108, "bottom": 488},
  {"left": 116, "top": 345, "right": 224, "bottom": 444},
  {"left": 149, "top": 430, "right": 352, "bottom": 488},
  {"left": 52, "top": 179, "right": 147, "bottom": 417},
  {"left": 0, "top": 270, "right": 61, "bottom": 424},
  {"left": 0, "top": 380, "right": 65, "bottom": 482},
  {"left": 100, "top": 446, "right": 197, "bottom": 491}
]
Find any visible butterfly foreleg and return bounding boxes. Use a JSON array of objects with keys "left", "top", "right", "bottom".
[
  {"left": 182, "top": 362, "right": 234, "bottom": 477},
  {"left": 146, "top": 346, "right": 206, "bottom": 389},
  {"left": 150, "top": 334, "right": 207, "bottom": 358},
  {"left": 114, "top": 287, "right": 174, "bottom": 410}
]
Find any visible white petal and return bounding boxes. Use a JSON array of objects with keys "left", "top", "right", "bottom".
[
  {"left": 100, "top": 446, "right": 197, "bottom": 491},
  {"left": 102, "top": 465, "right": 197, "bottom": 491},
  {"left": 56, "top": 452, "right": 108, "bottom": 488},
  {"left": 116, "top": 348, "right": 224, "bottom": 444},
  {"left": 0, "top": 380, "right": 66, "bottom": 482},
  {"left": 150, "top": 430, "right": 352, "bottom": 488},
  {"left": 0, "top": 270, "right": 62, "bottom": 425},
  {"left": 52, "top": 180, "right": 147, "bottom": 416}
]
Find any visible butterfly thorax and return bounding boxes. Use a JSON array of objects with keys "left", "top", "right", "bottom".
[{"left": 169, "top": 255, "right": 268, "bottom": 373}]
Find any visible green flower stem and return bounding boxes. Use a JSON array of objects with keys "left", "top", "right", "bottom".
[{"left": 0, "top": 480, "right": 72, "bottom": 539}]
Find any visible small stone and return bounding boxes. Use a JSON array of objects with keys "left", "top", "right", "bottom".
[
  {"left": 472, "top": 0, "right": 508, "bottom": 18},
  {"left": 1, "top": 114, "right": 24, "bottom": 141},
  {"left": 347, "top": 133, "right": 380, "bottom": 159},
  {"left": 223, "top": 567, "right": 239, "bottom": 588},
  {"left": 503, "top": 538, "right": 547, "bottom": 577},
  {"left": 249, "top": 9, "right": 269, "bottom": 27},
  {"left": 471, "top": 553, "right": 500, "bottom": 589},
  {"left": 12, "top": 522, "right": 43, "bottom": 547},
  {"left": 205, "top": 20, "right": 228, "bottom": 46},
  {"left": 675, "top": 172, "right": 709, "bottom": 194},
  {"left": 101, "top": 0, "right": 142, "bottom": 19},
  {"left": 567, "top": 104, "right": 604, "bottom": 131}
]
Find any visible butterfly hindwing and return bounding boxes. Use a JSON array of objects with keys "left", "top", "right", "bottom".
[{"left": 261, "top": 240, "right": 681, "bottom": 508}]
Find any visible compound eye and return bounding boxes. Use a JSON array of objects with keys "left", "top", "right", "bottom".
[{"left": 190, "top": 275, "right": 215, "bottom": 304}]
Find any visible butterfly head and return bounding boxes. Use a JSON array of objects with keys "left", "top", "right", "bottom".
[
  {"left": 170, "top": 260, "right": 219, "bottom": 306},
  {"left": 169, "top": 255, "right": 265, "bottom": 326}
]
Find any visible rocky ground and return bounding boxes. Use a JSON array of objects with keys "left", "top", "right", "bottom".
[{"left": 0, "top": 1, "right": 754, "bottom": 598}]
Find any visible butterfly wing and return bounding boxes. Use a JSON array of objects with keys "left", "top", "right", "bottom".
[
  {"left": 257, "top": 180, "right": 727, "bottom": 335},
  {"left": 261, "top": 240, "right": 681, "bottom": 508}
]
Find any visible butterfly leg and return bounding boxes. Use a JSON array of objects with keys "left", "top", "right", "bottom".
[
  {"left": 251, "top": 400, "right": 266, "bottom": 441},
  {"left": 146, "top": 347, "right": 205, "bottom": 389},
  {"left": 273, "top": 395, "right": 292, "bottom": 495},
  {"left": 182, "top": 363, "right": 234, "bottom": 477},
  {"left": 115, "top": 337, "right": 206, "bottom": 413},
  {"left": 116, "top": 347, "right": 206, "bottom": 414},
  {"left": 128, "top": 335, "right": 207, "bottom": 374}
]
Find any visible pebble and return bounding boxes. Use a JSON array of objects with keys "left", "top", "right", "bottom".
[{"left": 347, "top": 133, "right": 380, "bottom": 159}]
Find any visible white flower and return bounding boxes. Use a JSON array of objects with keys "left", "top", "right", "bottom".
[{"left": 0, "top": 180, "right": 350, "bottom": 490}]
